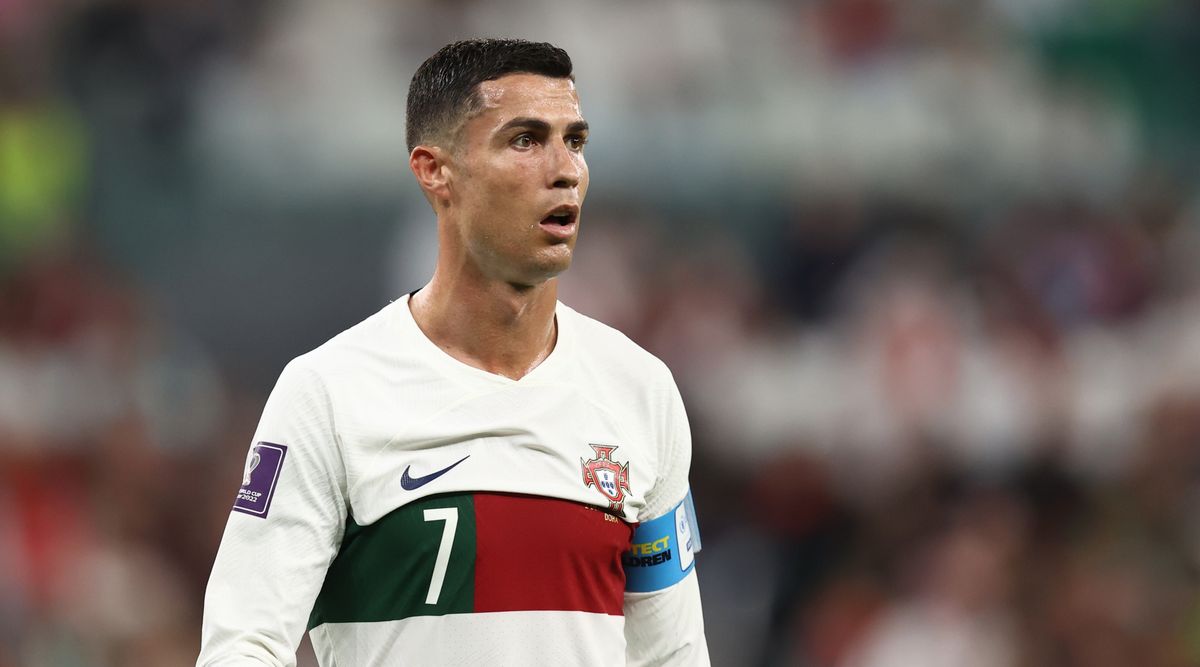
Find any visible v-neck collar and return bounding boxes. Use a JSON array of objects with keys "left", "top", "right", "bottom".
[{"left": 391, "top": 292, "right": 572, "bottom": 385}]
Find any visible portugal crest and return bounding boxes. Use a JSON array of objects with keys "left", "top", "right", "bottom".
[{"left": 581, "top": 444, "right": 631, "bottom": 514}]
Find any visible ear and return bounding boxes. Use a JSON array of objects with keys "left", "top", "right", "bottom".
[{"left": 409, "top": 145, "right": 453, "bottom": 205}]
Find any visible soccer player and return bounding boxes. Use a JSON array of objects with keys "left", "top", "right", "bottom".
[{"left": 198, "top": 38, "right": 709, "bottom": 666}]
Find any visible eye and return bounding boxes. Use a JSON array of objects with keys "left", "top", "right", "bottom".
[
  {"left": 567, "top": 136, "right": 588, "bottom": 152},
  {"left": 512, "top": 134, "right": 535, "bottom": 149}
]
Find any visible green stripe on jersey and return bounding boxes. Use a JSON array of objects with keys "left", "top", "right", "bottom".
[{"left": 308, "top": 493, "right": 475, "bottom": 628}]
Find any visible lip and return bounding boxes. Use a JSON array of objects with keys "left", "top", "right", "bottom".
[
  {"left": 539, "top": 204, "right": 580, "bottom": 240},
  {"left": 539, "top": 218, "right": 578, "bottom": 240}
]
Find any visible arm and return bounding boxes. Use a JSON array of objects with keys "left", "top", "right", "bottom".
[
  {"left": 198, "top": 360, "right": 348, "bottom": 667},
  {"left": 624, "top": 378, "right": 710, "bottom": 666}
]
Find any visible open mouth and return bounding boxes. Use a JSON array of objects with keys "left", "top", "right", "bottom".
[{"left": 541, "top": 208, "right": 578, "bottom": 226}]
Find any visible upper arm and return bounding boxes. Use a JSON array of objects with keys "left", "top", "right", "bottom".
[
  {"left": 623, "top": 374, "right": 710, "bottom": 666},
  {"left": 198, "top": 360, "right": 348, "bottom": 666}
]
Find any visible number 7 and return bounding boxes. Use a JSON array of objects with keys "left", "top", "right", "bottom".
[{"left": 422, "top": 507, "right": 458, "bottom": 605}]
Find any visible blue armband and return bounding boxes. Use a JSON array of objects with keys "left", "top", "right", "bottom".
[{"left": 623, "top": 488, "right": 702, "bottom": 593}]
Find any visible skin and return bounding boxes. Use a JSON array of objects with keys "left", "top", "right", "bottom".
[{"left": 407, "top": 73, "right": 590, "bottom": 380}]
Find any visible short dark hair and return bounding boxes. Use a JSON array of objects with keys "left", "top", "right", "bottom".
[{"left": 406, "top": 38, "right": 574, "bottom": 152}]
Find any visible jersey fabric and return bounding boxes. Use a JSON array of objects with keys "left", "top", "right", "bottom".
[{"left": 198, "top": 295, "right": 710, "bottom": 666}]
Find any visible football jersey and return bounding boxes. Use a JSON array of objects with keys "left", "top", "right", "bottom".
[{"left": 198, "top": 295, "right": 709, "bottom": 666}]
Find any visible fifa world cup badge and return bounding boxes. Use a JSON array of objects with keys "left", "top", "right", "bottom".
[
  {"left": 581, "top": 444, "right": 631, "bottom": 514},
  {"left": 243, "top": 449, "right": 261, "bottom": 487},
  {"left": 233, "top": 442, "right": 288, "bottom": 518}
]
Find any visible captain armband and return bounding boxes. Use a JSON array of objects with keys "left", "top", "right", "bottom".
[{"left": 623, "top": 488, "right": 702, "bottom": 593}]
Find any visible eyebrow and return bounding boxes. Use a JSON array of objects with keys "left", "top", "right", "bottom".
[{"left": 497, "top": 117, "right": 590, "bottom": 135}]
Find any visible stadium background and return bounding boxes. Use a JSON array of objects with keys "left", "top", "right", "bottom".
[{"left": 2, "top": 0, "right": 1199, "bottom": 665}]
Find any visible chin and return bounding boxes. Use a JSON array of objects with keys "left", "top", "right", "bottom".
[
  {"left": 541, "top": 248, "right": 575, "bottom": 276},
  {"left": 512, "top": 250, "right": 573, "bottom": 287}
]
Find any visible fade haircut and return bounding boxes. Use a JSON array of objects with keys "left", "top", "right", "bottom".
[{"left": 406, "top": 38, "right": 574, "bottom": 153}]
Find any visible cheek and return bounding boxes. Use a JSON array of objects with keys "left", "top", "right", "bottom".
[
  {"left": 481, "top": 157, "right": 538, "bottom": 197},
  {"left": 473, "top": 169, "right": 537, "bottom": 239},
  {"left": 462, "top": 174, "right": 512, "bottom": 216},
  {"left": 579, "top": 164, "right": 590, "bottom": 198}
]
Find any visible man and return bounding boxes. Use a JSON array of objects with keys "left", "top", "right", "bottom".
[{"left": 198, "top": 39, "right": 709, "bottom": 666}]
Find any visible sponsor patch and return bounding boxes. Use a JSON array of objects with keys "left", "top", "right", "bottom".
[
  {"left": 233, "top": 442, "right": 287, "bottom": 518},
  {"left": 624, "top": 488, "right": 702, "bottom": 592}
]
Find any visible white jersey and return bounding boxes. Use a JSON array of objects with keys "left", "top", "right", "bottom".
[{"left": 198, "top": 295, "right": 709, "bottom": 666}]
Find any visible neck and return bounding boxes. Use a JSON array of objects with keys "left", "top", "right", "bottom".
[{"left": 409, "top": 267, "right": 559, "bottom": 381}]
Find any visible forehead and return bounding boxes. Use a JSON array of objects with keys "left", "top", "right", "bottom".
[{"left": 472, "top": 73, "right": 583, "bottom": 129}]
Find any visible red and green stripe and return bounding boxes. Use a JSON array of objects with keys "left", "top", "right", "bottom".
[{"left": 307, "top": 493, "right": 633, "bottom": 628}]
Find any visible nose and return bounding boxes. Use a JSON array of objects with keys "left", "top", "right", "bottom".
[{"left": 548, "top": 138, "right": 582, "bottom": 190}]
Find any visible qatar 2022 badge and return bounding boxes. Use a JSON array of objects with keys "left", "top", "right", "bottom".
[{"left": 233, "top": 442, "right": 288, "bottom": 519}]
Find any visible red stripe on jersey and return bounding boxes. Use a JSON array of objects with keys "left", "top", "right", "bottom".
[{"left": 472, "top": 494, "right": 632, "bottom": 616}]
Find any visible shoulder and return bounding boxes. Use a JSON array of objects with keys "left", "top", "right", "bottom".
[
  {"left": 277, "top": 300, "right": 400, "bottom": 390},
  {"left": 559, "top": 302, "right": 675, "bottom": 389}
]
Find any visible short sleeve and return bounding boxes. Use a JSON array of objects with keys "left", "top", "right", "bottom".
[
  {"left": 640, "top": 375, "right": 692, "bottom": 523},
  {"left": 623, "top": 371, "right": 709, "bottom": 666},
  {"left": 198, "top": 360, "right": 348, "bottom": 666}
]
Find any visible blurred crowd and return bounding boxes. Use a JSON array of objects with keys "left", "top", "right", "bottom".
[{"left": 2, "top": 0, "right": 1199, "bottom": 666}]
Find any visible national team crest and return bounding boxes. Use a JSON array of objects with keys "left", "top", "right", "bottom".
[{"left": 581, "top": 444, "right": 631, "bottom": 514}]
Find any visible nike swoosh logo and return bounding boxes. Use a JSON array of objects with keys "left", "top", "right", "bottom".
[{"left": 400, "top": 455, "right": 470, "bottom": 491}]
